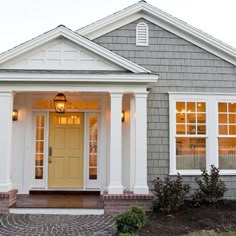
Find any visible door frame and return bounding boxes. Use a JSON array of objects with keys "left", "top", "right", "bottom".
[{"left": 31, "top": 111, "right": 101, "bottom": 190}]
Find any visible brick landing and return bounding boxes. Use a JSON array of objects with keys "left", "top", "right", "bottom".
[{"left": 103, "top": 192, "right": 153, "bottom": 215}]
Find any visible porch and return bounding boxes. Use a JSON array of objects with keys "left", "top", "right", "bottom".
[{"left": 0, "top": 71, "right": 157, "bottom": 214}]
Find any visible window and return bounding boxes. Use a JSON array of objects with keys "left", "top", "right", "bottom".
[
  {"left": 175, "top": 101, "right": 206, "bottom": 170},
  {"left": 34, "top": 115, "right": 45, "bottom": 180},
  {"left": 88, "top": 114, "right": 98, "bottom": 180},
  {"left": 136, "top": 22, "right": 149, "bottom": 46},
  {"left": 218, "top": 102, "right": 236, "bottom": 169},
  {"left": 170, "top": 94, "right": 236, "bottom": 175}
]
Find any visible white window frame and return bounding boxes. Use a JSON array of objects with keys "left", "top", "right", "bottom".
[{"left": 170, "top": 93, "right": 236, "bottom": 175}]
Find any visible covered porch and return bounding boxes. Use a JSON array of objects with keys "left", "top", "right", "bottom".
[{"left": 0, "top": 71, "right": 157, "bottom": 214}]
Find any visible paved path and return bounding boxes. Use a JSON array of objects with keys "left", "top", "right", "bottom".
[{"left": 0, "top": 214, "right": 116, "bottom": 236}]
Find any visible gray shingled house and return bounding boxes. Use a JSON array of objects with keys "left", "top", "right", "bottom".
[{"left": 0, "top": 1, "right": 236, "bottom": 214}]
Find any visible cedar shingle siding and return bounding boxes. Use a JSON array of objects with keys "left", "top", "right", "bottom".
[{"left": 94, "top": 18, "right": 236, "bottom": 198}]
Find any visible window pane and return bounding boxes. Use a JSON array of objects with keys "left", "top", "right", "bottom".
[
  {"left": 36, "top": 116, "right": 44, "bottom": 127},
  {"left": 229, "top": 125, "right": 236, "bottom": 135},
  {"left": 219, "top": 125, "right": 228, "bottom": 135},
  {"left": 218, "top": 103, "right": 227, "bottom": 113},
  {"left": 176, "top": 125, "right": 185, "bottom": 134},
  {"left": 197, "top": 113, "right": 206, "bottom": 124},
  {"left": 187, "top": 102, "right": 195, "bottom": 113},
  {"left": 89, "top": 168, "right": 97, "bottom": 180},
  {"left": 229, "top": 114, "right": 236, "bottom": 124},
  {"left": 176, "top": 113, "right": 185, "bottom": 123},
  {"left": 187, "top": 113, "right": 195, "bottom": 123},
  {"left": 229, "top": 103, "right": 236, "bottom": 113},
  {"left": 187, "top": 125, "right": 196, "bottom": 135},
  {"left": 36, "top": 128, "right": 44, "bottom": 140},
  {"left": 219, "top": 114, "right": 227, "bottom": 123},
  {"left": 176, "top": 102, "right": 185, "bottom": 113},
  {"left": 35, "top": 167, "right": 43, "bottom": 179},
  {"left": 219, "top": 138, "right": 236, "bottom": 169},
  {"left": 197, "top": 125, "right": 206, "bottom": 135},
  {"left": 36, "top": 141, "right": 44, "bottom": 153},
  {"left": 176, "top": 137, "right": 206, "bottom": 170},
  {"left": 197, "top": 102, "right": 206, "bottom": 112}
]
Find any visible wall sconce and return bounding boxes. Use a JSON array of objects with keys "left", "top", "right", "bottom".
[
  {"left": 54, "top": 93, "right": 67, "bottom": 113},
  {"left": 12, "top": 110, "right": 18, "bottom": 121},
  {"left": 121, "top": 111, "right": 125, "bottom": 122}
]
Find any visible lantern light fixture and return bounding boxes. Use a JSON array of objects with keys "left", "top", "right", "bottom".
[
  {"left": 54, "top": 93, "right": 67, "bottom": 113},
  {"left": 12, "top": 110, "right": 18, "bottom": 121},
  {"left": 121, "top": 111, "right": 125, "bottom": 123}
]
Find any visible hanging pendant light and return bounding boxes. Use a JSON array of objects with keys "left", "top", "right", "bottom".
[{"left": 54, "top": 93, "right": 67, "bottom": 113}]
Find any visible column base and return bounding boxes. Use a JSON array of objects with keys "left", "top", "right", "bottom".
[
  {"left": 0, "top": 189, "right": 18, "bottom": 213},
  {"left": 133, "top": 185, "right": 149, "bottom": 194},
  {"left": 103, "top": 191, "right": 153, "bottom": 215},
  {"left": 108, "top": 185, "right": 123, "bottom": 194}
]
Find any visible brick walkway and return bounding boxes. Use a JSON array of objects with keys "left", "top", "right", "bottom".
[{"left": 0, "top": 214, "right": 116, "bottom": 236}]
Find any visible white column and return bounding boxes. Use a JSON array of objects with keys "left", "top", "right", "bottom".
[
  {"left": 0, "top": 91, "right": 14, "bottom": 192},
  {"left": 133, "top": 92, "right": 149, "bottom": 194},
  {"left": 129, "top": 95, "right": 135, "bottom": 191},
  {"left": 108, "top": 92, "right": 123, "bottom": 194}
]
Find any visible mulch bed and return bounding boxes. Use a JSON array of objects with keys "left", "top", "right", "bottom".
[{"left": 139, "top": 202, "right": 236, "bottom": 236}]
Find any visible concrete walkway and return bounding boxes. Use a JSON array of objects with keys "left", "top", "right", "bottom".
[{"left": 0, "top": 214, "right": 116, "bottom": 236}]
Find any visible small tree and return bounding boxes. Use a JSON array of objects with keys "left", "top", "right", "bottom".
[
  {"left": 153, "top": 173, "right": 190, "bottom": 214},
  {"left": 193, "top": 165, "right": 227, "bottom": 206}
]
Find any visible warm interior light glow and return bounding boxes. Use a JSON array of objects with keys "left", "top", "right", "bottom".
[
  {"left": 54, "top": 93, "right": 67, "bottom": 113},
  {"left": 12, "top": 110, "right": 18, "bottom": 121},
  {"left": 121, "top": 111, "right": 125, "bottom": 122}
]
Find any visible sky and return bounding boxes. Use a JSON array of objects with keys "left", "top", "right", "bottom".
[{"left": 0, "top": 0, "right": 236, "bottom": 53}]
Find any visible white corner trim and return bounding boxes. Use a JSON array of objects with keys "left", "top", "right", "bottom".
[
  {"left": 0, "top": 26, "right": 150, "bottom": 74},
  {"left": 77, "top": 2, "right": 236, "bottom": 66}
]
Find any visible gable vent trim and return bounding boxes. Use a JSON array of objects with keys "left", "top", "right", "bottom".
[{"left": 136, "top": 22, "right": 149, "bottom": 46}]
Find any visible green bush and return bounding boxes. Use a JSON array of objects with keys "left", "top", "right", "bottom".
[
  {"left": 193, "top": 165, "right": 227, "bottom": 206},
  {"left": 115, "top": 207, "right": 146, "bottom": 234},
  {"left": 119, "top": 233, "right": 137, "bottom": 236},
  {"left": 153, "top": 173, "right": 190, "bottom": 214}
]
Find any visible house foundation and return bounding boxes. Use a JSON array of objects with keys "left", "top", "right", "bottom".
[{"left": 103, "top": 192, "right": 154, "bottom": 215}]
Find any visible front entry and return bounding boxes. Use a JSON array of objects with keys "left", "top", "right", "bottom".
[{"left": 48, "top": 113, "right": 84, "bottom": 188}]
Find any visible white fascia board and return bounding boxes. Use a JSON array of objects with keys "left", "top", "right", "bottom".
[
  {"left": 77, "top": 2, "right": 144, "bottom": 38},
  {"left": 0, "top": 26, "right": 150, "bottom": 74},
  {"left": 0, "top": 72, "right": 158, "bottom": 84},
  {"left": 78, "top": 2, "right": 236, "bottom": 66}
]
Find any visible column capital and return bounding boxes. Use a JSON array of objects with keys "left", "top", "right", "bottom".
[
  {"left": 134, "top": 92, "right": 148, "bottom": 98},
  {"left": 109, "top": 92, "right": 123, "bottom": 98},
  {"left": 0, "top": 91, "right": 15, "bottom": 98}
]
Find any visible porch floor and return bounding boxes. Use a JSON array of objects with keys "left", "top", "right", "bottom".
[{"left": 14, "top": 192, "right": 104, "bottom": 209}]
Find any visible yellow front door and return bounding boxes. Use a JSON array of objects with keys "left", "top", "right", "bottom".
[{"left": 48, "top": 113, "right": 84, "bottom": 189}]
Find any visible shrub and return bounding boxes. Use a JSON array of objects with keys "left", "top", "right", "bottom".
[
  {"left": 153, "top": 173, "right": 190, "bottom": 214},
  {"left": 115, "top": 207, "right": 146, "bottom": 234},
  {"left": 193, "top": 165, "right": 227, "bottom": 206},
  {"left": 119, "top": 233, "right": 137, "bottom": 236}
]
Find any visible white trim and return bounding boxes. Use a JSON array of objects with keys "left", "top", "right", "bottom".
[
  {"left": 0, "top": 72, "right": 158, "bottom": 83},
  {"left": 77, "top": 1, "right": 236, "bottom": 66},
  {"left": 169, "top": 93, "right": 236, "bottom": 175},
  {"left": 0, "top": 26, "right": 150, "bottom": 73}
]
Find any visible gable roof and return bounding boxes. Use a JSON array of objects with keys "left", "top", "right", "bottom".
[
  {"left": 77, "top": 1, "right": 236, "bottom": 66},
  {"left": 0, "top": 25, "right": 150, "bottom": 73}
]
